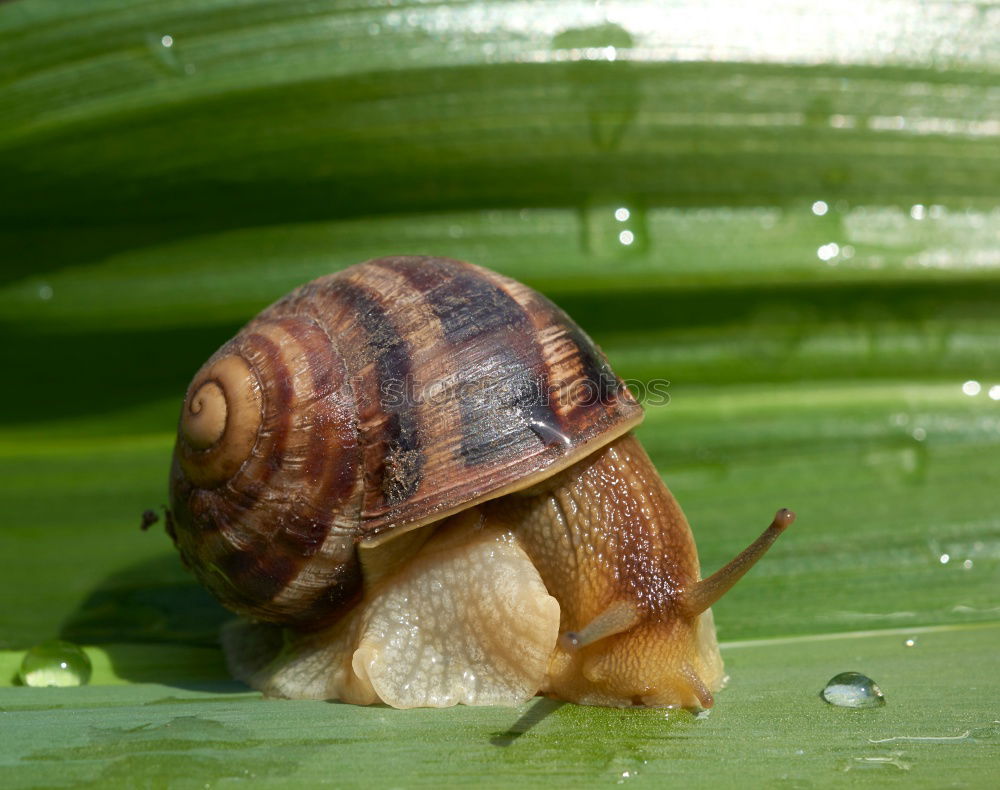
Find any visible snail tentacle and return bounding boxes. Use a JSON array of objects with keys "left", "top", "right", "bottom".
[
  {"left": 558, "top": 599, "right": 641, "bottom": 651},
  {"left": 680, "top": 508, "right": 797, "bottom": 617}
]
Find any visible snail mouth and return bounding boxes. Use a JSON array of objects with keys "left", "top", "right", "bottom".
[{"left": 178, "top": 354, "right": 263, "bottom": 488}]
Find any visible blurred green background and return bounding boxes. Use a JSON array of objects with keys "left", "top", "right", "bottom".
[{"left": 1, "top": 0, "right": 998, "bottom": 786}]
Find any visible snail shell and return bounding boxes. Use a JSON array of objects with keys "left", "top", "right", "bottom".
[{"left": 169, "top": 256, "right": 641, "bottom": 630}]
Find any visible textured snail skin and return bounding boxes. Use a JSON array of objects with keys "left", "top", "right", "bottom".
[
  {"left": 486, "top": 434, "right": 724, "bottom": 708},
  {"left": 169, "top": 256, "right": 786, "bottom": 708}
]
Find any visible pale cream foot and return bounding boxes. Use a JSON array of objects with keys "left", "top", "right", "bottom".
[{"left": 222, "top": 515, "right": 561, "bottom": 708}]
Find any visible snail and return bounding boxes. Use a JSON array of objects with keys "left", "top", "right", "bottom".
[{"left": 167, "top": 255, "right": 795, "bottom": 709}]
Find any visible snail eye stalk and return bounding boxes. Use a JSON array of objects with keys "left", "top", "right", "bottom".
[
  {"left": 559, "top": 599, "right": 641, "bottom": 650},
  {"left": 681, "top": 509, "right": 796, "bottom": 617}
]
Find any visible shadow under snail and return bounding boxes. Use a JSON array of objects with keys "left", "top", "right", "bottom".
[{"left": 166, "top": 255, "right": 795, "bottom": 709}]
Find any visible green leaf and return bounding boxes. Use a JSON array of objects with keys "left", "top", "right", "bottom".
[
  {"left": 1, "top": 0, "right": 998, "bottom": 786},
  {"left": 2, "top": 626, "right": 998, "bottom": 787}
]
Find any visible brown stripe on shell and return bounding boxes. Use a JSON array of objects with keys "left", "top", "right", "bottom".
[
  {"left": 239, "top": 317, "right": 363, "bottom": 624},
  {"left": 244, "top": 317, "right": 349, "bottom": 513},
  {"left": 327, "top": 274, "right": 425, "bottom": 509},
  {"left": 377, "top": 256, "right": 562, "bottom": 467},
  {"left": 560, "top": 322, "right": 622, "bottom": 405},
  {"left": 217, "top": 545, "right": 299, "bottom": 603},
  {"left": 365, "top": 260, "right": 476, "bottom": 506},
  {"left": 254, "top": 315, "right": 367, "bottom": 623},
  {"left": 385, "top": 257, "right": 532, "bottom": 344},
  {"left": 236, "top": 329, "right": 295, "bottom": 484},
  {"left": 178, "top": 491, "right": 302, "bottom": 610},
  {"left": 280, "top": 553, "right": 365, "bottom": 627},
  {"left": 494, "top": 273, "right": 631, "bottom": 434}
]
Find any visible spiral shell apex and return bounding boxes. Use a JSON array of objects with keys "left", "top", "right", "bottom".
[{"left": 177, "top": 355, "right": 263, "bottom": 487}]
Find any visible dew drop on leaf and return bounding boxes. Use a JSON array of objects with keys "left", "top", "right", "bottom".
[
  {"left": 19, "top": 640, "right": 92, "bottom": 687},
  {"left": 820, "top": 671, "right": 885, "bottom": 708}
]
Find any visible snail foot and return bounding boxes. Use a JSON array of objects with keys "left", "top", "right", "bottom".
[{"left": 223, "top": 516, "right": 560, "bottom": 708}]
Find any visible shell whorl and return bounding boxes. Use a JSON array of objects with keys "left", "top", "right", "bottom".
[
  {"left": 169, "top": 315, "right": 364, "bottom": 629},
  {"left": 168, "top": 256, "right": 642, "bottom": 629},
  {"left": 181, "top": 381, "right": 225, "bottom": 448},
  {"left": 177, "top": 355, "right": 263, "bottom": 487}
]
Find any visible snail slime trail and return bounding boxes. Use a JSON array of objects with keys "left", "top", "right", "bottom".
[{"left": 167, "top": 256, "right": 796, "bottom": 709}]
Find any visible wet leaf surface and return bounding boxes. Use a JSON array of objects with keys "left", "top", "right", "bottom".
[{"left": 1, "top": 0, "right": 998, "bottom": 786}]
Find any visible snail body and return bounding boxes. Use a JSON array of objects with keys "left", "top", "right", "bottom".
[{"left": 169, "top": 256, "right": 794, "bottom": 709}]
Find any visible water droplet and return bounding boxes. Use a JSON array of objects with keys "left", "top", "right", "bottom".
[
  {"left": 904, "top": 638, "right": 916, "bottom": 647},
  {"left": 940, "top": 553, "right": 950, "bottom": 564},
  {"left": 989, "top": 385, "right": 1000, "bottom": 401},
  {"left": 817, "top": 242, "right": 840, "bottom": 262},
  {"left": 962, "top": 380, "right": 981, "bottom": 396},
  {"left": 19, "top": 640, "right": 92, "bottom": 687},
  {"left": 581, "top": 200, "right": 648, "bottom": 257},
  {"left": 38, "top": 283, "right": 53, "bottom": 301},
  {"left": 811, "top": 200, "right": 829, "bottom": 216},
  {"left": 910, "top": 204, "right": 926, "bottom": 220},
  {"left": 550, "top": 23, "right": 638, "bottom": 152},
  {"left": 820, "top": 672, "right": 885, "bottom": 708},
  {"left": 911, "top": 427, "right": 927, "bottom": 441},
  {"left": 962, "top": 559, "right": 974, "bottom": 570},
  {"left": 146, "top": 32, "right": 190, "bottom": 76}
]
